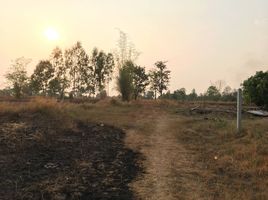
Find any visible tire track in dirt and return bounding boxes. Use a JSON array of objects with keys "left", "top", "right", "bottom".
[{"left": 126, "top": 114, "right": 207, "bottom": 200}]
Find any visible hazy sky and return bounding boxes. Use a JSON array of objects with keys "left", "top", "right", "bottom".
[{"left": 0, "top": 0, "right": 267, "bottom": 94}]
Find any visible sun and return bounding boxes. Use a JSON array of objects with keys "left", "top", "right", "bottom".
[{"left": 44, "top": 28, "right": 59, "bottom": 41}]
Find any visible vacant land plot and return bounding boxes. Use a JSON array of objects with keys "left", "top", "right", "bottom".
[{"left": 0, "top": 98, "right": 267, "bottom": 199}]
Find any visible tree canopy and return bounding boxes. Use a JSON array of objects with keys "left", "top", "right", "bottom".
[
  {"left": 91, "top": 48, "right": 115, "bottom": 93},
  {"left": 243, "top": 71, "right": 268, "bottom": 109},
  {"left": 30, "top": 60, "right": 54, "bottom": 96},
  {"left": 149, "top": 61, "right": 171, "bottom": 98}
]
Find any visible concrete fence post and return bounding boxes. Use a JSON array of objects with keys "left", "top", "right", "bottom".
[{"left": 237, "top": 89, "right": 242, "bottom": 133}]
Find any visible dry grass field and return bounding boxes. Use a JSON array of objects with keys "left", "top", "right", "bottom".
[{"left": 0, "top": 97, "right": 267, "bottom": 199}]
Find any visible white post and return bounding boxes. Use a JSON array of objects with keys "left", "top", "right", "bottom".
[{"left": 237, "top": 89, "right": 242, "bottom": 133}]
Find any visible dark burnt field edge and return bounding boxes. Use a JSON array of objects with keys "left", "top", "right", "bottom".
[{"left": 0, "top": 106, "right": 142, "bottom": 200}]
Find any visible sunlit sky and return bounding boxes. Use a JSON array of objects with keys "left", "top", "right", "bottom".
[{"left": 0, "top": 0, "right": 268, "bottom": 94}]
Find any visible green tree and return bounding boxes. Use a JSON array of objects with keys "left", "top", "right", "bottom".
[
  {"left": 149, "top": 70, "right": 159, "bottom": 99},
  {"left": 221, "top": 86, "right": 236, "bottom": 101},
  {"left": 149, "top": 61, "right": 171, "bottom": 98},
  {"left": 5, "top": 57, "right": 30, "bottom": 98},
  {"left": 51, "top": 47, "right": 69, "bottom": 98},
  {"left": 91, "top": 48, "right": 115, "bottom": 93},
  {"left": 188, "top": 89, "right": 198, "bottom": 100},
  {"left": 114, "top": 30, "right": 140, "bottom": 100},
  {"left": 144, "top": 91, "right": 154, "bottom": 99},
  {"left": 161, "top": 91, "right": 172, "bottom": 99},
  {"left": 206, "top": 85, "right": 221, "bottom": 100},
  {"left": 243, "top": 71, "right": 268, "bottom": 109},
  {"left": 0, "top": 88, "right": 12, "bottom": 96},
  {"left": 30, "top": 60, "right": 54, "bottom": 96},
  {"left": 132, "top": 65, "right": 149, "bottom": 100},
  {"left": 48, "top": 78, "right": 61, "bottom": 97},
  {"left": 173, "top": 88, "right": 186, "bottom": 100},
  {"left": 117, "top": 61, "right": 134, "bottom": 101},
  {"left": 65, "top": 42, "right": 92, "bottom": 97}
]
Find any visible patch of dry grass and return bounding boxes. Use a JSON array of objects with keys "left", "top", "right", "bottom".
[
  {"left": 0, "top": 97, "right": 61, "bottom": 114},
  {"left": 172, "top": 114, "right": 268, "bottom": 199},
  {"left": 0, "top": 97, "right": 76, "bottom": 132}
]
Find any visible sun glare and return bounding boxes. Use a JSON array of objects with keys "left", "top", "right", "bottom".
[{"left": 44, "top": 28, "right": 59, "bottom": 41}]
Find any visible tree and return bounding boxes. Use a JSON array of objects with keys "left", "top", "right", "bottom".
[
  {"left": 149, "top": 70, "right": 159, "bottom": 99},
  {"left": 162, "top": 90, "right": 172, "bottom": 99},
  {"left": 5, "top": 57, "right": 30, "bottom": 98},
  {"left": 91, "top": 48, "right": 115, "bottom": 93},
  {"left": 188, "top": 89, "right": 198, "bottom": 100},
  {"left": 149, "top": 61, "right": 171, "bottom": 98},
  {"left": 221, "top": 86, "right": 236, "bottom": 101},
  {"left": 51, "top": 47, "right": 69, "bottom": 98},
  {"left": 0, "top": 88, "right": 12, "bottom": 96},
  {"left": 116, "top": 61, "right": 134, "bottom": 101},
  {"left": 114, "top": 30, "right": 140, "bottom": 100},
  {"left": 65, "top": 42, "right": 93, "bottom": 97},
  {"left": 206, "top": 85, "right": 221, "bottom": 100},
  {"left": 48, "top": 78, "right": 61, "bottom": 97},
  {"left": 173, "top": 88, "right": 186, "bottom": 100},
  {"left": 115, "top": 30, "right": 140, "bottom": 69},
  {"left": 243, "top": 71, "right": 268, "bottom": 109},
  {"left": 144, "top": 91, "right": 154, "bottom": 99},
  {"left": 30, "top": 60, "right": 54, "bottom": 96},
  {"left": 222, "top": 86, "right": 232, "bottom": 96},
  {"left": 213, "top": 80, "right": 226, "bottom": 94},
  {"left": 132, "top": 65, "right": 149, "bottom": 100}
]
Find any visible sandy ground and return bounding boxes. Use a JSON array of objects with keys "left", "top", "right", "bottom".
[{"left": 126, "top": 113, "right": 207, "bottom": 200}]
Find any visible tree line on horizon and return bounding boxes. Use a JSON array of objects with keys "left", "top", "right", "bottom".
[
  {"left": 1, "top": 31, "right": 171, "bottom": 101},
  {"left": 160, "top": 73, "right": 268, "bottom": 110},
  {"left": 161, "top": 84, "right": 237, "bottom": 102},
  {"left": 1, "top": 30, "right": 267, "bottom": 108}
]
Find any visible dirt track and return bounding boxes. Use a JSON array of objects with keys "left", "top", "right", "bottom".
[{"left": 126, "top": 114, "right": 207, "bottom": 200}]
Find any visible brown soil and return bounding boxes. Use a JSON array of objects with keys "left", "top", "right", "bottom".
[{"left": 0, "top": 112, "right": 141, "bottom": 200}]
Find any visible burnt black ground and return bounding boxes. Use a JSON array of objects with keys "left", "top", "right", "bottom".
[{"left": 0, "top": 113, "right": 141, "bottom": 200}]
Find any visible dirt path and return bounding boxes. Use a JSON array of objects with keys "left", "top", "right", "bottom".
[{"left": 126, "top": 113, "right": 207, "bottom": 200}]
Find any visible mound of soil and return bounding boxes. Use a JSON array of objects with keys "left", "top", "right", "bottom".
[{"left": 0, "top": 113, "right": 140, "bottom": 200}]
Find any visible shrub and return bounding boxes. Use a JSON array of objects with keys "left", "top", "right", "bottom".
[{"left": 243, "top": 71, "right": 268, "bottom": 109}]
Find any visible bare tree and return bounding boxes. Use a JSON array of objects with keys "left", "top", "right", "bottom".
[
  {"left": 114, "top": 29, "right": 140, "bottom": 69},
  {"left": 212, "top": 80, "right": 226, "bottom": 94}
]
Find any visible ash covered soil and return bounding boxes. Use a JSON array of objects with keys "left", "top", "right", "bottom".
[{"left": 0, "top": 112, "right": 141, "bottom": 200}]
